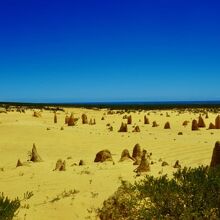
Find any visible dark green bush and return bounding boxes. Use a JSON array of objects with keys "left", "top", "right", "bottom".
[
  {"left": 0, "top": 193, "right": 20, "bottom": 220},
  {"left": 98, "top": 166, "right": 220, "bottom": 220}
]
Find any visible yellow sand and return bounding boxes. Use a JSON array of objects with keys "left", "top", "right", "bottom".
[{"left": 0, "top": 108, "right": 218, "bottom": 219}]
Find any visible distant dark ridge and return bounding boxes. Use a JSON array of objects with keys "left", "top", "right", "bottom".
[{"left": 1, "top": 101, "right": 220, "bottom": 110}]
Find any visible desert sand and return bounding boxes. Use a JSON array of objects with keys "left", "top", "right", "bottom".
[{"left": 0, "top": 107, "right": 218, "bottom": 219}]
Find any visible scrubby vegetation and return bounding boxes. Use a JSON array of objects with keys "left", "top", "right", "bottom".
[
  {"left": 0, "top": 193, "right": 20, "bottom": 220},
  {"left": 98, "top": 166, "right": 220, "bottom": 220}
]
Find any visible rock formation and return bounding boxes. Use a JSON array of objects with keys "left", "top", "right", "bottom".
[
  {"left": 118, "top": 122, "right": 128, "bottom": 132},
  {"left": 162, "top": 161, "right": 169, "bottom": 166},
  {"left": 54, "top": 113, "right": 57, "bottom": 124},
  {"left": 173, "top": 160, "right": 181, "bottom": 168},
  {"left": 94, "top": 150, "right": 113, "bottom": 163},
  {"left": 182, "top": 121, "right": 188, "bottom": 126},
  {"left": 30, "top": 144, "right": 43, "bottom": 162},
  {"left": 144, "top": 116, "right": 149, "bottom": 124},
  {"left": 132, "top": 144, "right": 142, "bottom": 159},
  {"left": 210, "top": 141, "right": 220, "bottom": 168},
  {"left": 192, "top": 119, "right": 199, "bottom": 131},
  {"left": 79, "top": 160, "right": 85, "bottom": 166},
  {"left": 33, "top": 111, "right": 41, "bottom": 118},
  {"left": 134, "top": 150, "right": 150, "bottom": 173},
  {"left": 89, "top": 118, "right": 96, "bottom": 125},
  {"left": 68, "top": 113, "right": 76, "bottom": 126},
  {"left": 132, "top": 144, "right": 142, "bottom": 164},
  {"left": 198, "top": 115, "right": 206, "bottom": 128},
  {"left": 65, "top": 115, "right": 69, "bottom": 124},
  {"left": 82, "top": 114, "right": 88, "bottom": 124},
  {"left": 152, "top": 121, "right": 158, "bottom": 127},
  {"left": 16, "top": 159, "right": 23, "bottom": 167},
  {"left": 127, "top": 115, "right": 132, "bottom": 125},
  {"left": 164, "top": 122, "right": 171, "bottom": 129},
  {"left": 209, "top": 123, "right": 215, "bottom": 129},
  {"left": 54, "top": 159, "right": 66, "bottom": 171},
  {"left": 132, "top": 126, "right": 140, "bottom": 132},
  {"left": 119, "top": 149, "right": 134, "bottom": 162},
  {"left": 215, "top": 115, "right": 220, "bottom": 129}
]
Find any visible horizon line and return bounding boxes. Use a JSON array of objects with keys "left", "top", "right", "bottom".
[{"left": 1, "top": 100, "right": 220, "bottom": 105}]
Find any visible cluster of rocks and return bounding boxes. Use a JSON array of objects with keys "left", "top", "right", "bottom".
[
  {"left": 15, "top": 110, "right": 220, "bottom": 176},
  {"left": 65, "top": 113, "right": 78, "bottom": 126},
  {"left": 16, "top": 144, "right": 43, "bottom": 167},
  {"left": 15, "top": 140, "right": 220, "bottom": 176},
  {"left": 132, "top": 126, "right": 140, "bottom": 132},
  {"left": 191, "top": 115, "right": 220, "bottom": 130},
  {"left": 89, "top": 118, "right": 96, "bottom": 125},
  {"left": 208, "top": 115, "right": 220, "bottom": 130},
  {"left": 94, "top": 144, "right": 150, "bottom": 174}
]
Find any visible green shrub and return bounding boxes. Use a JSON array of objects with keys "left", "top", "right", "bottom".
[
  {"left": 0, "top": 193, "right": 20, "bottom": 220},
  {"left": 97, "top": 166, "right": 220, "bottom": 220}
]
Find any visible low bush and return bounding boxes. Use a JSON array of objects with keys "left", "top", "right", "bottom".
[
  {"left": 0, "top": 193, "right": 20, "bottom": 220},
  {"left": 98, "top": 166, "right": 220, "bottom": 220}
]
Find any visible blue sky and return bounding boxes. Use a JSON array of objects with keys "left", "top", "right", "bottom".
[{"left": 0, "top": 0, "right": 219, "bottom": 102}]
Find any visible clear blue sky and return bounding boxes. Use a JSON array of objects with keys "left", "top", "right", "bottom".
[{"left": 0, "top": 0, "right": 219, "bottom": 103}]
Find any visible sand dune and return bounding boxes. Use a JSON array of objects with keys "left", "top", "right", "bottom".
[{"left": 0, "top": 107, "right": 219, "bottom": 219}]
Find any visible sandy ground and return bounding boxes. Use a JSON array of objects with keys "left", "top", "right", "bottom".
[{"left": 0, "top": 107, "right": 219, "bottom": 220}]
